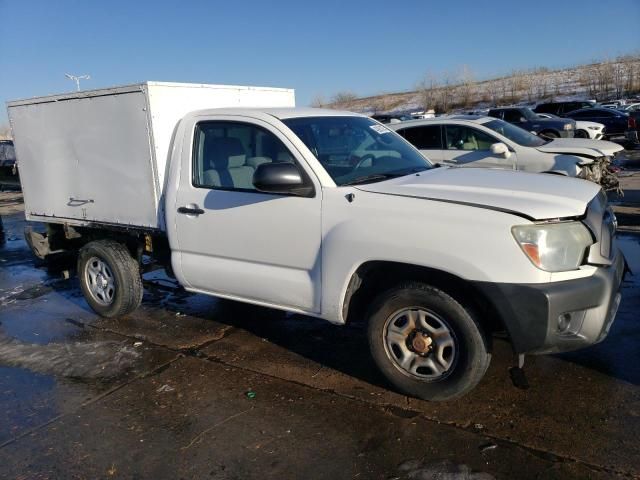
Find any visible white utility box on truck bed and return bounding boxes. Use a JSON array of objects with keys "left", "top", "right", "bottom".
[
  {"left": 8, "top": 85, "right": 624, "bottom": 401},
  {"left": 7, "top": 82, "right": 295, "bottom": 229}
]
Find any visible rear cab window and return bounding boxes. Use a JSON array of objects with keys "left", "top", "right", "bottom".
[{"left": 398, "top": 125, "right": 442, "bottom": 149}]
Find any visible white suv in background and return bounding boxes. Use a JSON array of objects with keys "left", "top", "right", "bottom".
[{"left": 389, "top": 116, "right": 622, "bottom": 181}]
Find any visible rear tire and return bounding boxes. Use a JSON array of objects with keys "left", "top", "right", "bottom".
[
  {"left": 77, "top": 240, "right": 143, "bottom": 318},
  {"left": 366, "top": 282, "right": 491, "bottom": 401}
]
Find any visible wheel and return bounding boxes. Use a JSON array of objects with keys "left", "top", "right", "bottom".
[
  {"left": 575, "top": 129, "right": 589, "bottom": 139},
  {"left": 366, "top": 282, "right": 491, "bottom": 401},
  {"left": 540, "top": 130, "right": 559, "bottom": 139},
  {"left": 77, "top": 239, "right": 143, "bottom": 317}
]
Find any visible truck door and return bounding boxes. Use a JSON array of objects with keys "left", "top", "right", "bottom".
[
  {"left": 440, "top": 125, "right": 516, "bottom": 169},
  {"left": 168, "top": 115, "right": 322, "bottom": 313}
]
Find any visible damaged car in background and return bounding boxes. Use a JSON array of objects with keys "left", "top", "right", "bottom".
[{"left": 390, "top": 116, "right": 623, "bottom": 192}]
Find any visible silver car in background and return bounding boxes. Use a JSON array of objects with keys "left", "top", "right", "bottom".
[{"left": 388, "top": 116, "right": 623, "bottom": 190}]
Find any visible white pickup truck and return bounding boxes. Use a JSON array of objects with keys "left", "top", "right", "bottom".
[{"left": 8, "top": 82, "right": 624, "bottom": 401}]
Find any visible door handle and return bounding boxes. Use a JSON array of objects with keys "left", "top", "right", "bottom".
[{"left": 177, "top": 206, "right": 205, "bottom": 215}]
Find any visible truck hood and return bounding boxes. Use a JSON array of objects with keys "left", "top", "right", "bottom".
[
  {"left": 356, "top": 167, "right": 599, "bottom": 220},
  {"left": 535, "top": 138, "right": 623, "bottom": 158}
]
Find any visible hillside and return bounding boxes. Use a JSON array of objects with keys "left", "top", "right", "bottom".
[{"left": 326, "top": 55, "right": 640, "bottom": 115}]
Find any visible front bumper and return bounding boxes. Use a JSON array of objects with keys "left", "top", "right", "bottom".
[
  {"left": 473, "top": 248, "right": 625, "bottom": 354},
  {"left": 625, "top": 130, "right": 639, "bottom": 143}
]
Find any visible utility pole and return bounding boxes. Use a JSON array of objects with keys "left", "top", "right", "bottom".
[{"left": 65, "top": 73, "right": 91, "bottom": 91}]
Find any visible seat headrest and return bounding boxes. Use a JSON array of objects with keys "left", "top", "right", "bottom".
[{"left": 203, "top": 136, "right": 246, "bottom": 169}]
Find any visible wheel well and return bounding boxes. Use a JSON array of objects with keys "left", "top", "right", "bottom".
[
  {"left": 343, "top": 261, "right": 507, "bottom": 336},
  {"left": 39, "top": 223, "right": 170, "bottom": 265},
  {"left": 539, "top": 129, "right": 560, "bottom": 137}
]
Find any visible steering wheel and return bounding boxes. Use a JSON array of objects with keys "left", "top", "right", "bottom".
[{"left": 351, "top": 153, "right": 376, "bottom": 170}]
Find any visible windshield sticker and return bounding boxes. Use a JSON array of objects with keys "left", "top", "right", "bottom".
[{"left": 370, "top": 124, "right": 391, "bottom": 134}]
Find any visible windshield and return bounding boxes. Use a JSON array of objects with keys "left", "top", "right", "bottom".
[
  {"left": 282, "top": 116, "right": 432, "bottom": 186},
  {"left": 484, "top": 119, "right": 547, "bottom": 147},
  {"left": 521, "top": 108, "right": 540, "bottom": 121}
]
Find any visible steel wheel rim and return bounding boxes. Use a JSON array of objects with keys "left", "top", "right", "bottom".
[
  {"left": 383, "top": 307, "right": 458, "bottom": 381},
  {"left": 84, "top": 256, "right": 116, "bottom": 306}
]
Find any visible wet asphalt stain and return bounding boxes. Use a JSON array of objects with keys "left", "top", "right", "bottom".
[
  {"left": 0, "top": 330, "right": 140, "bottom": 379},
  {"left": 397, "top": 459, "right": 495, "bottom": 479}
]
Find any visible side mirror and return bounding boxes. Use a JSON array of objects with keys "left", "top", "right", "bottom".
[
  {"left": 253, "top": 162, "right": 314, "bottom": 197},
  {"left": 519, "top": 117, "right": 527, "bottom": 123},
  {"left": 490, "top": 142, "right": 511, "bottom": 159}
]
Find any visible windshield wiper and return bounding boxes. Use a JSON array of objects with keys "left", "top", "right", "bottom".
[
  {"left": 342, "top": 166, "right": 432, "bottom": 186},
  {"left": 342, "top": 173, "right": 398, "bottom": 186}
]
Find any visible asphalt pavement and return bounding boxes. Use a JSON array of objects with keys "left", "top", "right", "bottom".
[{"left": 0, "top": 190, "right": 639, "bottom": 479}]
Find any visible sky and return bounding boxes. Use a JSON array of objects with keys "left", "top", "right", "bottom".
[{"left": 1, "top": 0, "right": 639, "bottom": 124}]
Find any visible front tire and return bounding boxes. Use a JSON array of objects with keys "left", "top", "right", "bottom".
[
  {"left": 77, "top": 240, "right": 143, "bottom": 318},
  {"left": 367, "top": 282, "right": 491, "bottom": 401},
  {"left": 540, "top": 130, "right": 560, "bottom": 139},
  {"left": 575, "top": 129, "right": 589, "bottom": 139}
]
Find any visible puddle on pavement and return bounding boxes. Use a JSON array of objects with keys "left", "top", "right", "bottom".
[
  {"left": 0, "top": 220, "right": 177, "bottom": 445},
  {"left": 397, "top": 459, "right": 495, "bottom": 480},
  {"left": 556, "top": 232, "right": 640, "bottom": 385},
  {"left": 0, "top": 331, "right": 140, "bottom": 378},
  {"left": 618, "top": 233, "right": 640, "bottom": 278}
]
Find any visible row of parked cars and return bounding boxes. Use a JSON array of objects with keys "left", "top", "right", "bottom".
[
  {"left": 375, "top": 101, "right": 633, "bottom": 192},
  {"left": 532, "top": 100, "right": 639, "bottom": 142}
]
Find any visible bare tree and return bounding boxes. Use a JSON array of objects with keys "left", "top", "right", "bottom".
[
  {"left": 596, "top": 61, "right": 614, "bottom": 99},
  {"left": 534, "top": 75, "right": 549, "bottom": 100},
  {"left": 507, "top": 71, "right": 525, "bottom": 104},
  {"left": 458, "top": 65, "right": 475, "bottom": 108},
  {"left": 579, "top": 65, "right": 599, "bottom": 99},
  {"left": 417, "top": 73, "right": 440, "bottom": 112},
  {"left": 436, "top": 73, "right": 454, "bottom": 113},
  {"left": 522, "top": 73, "right": 536, "bottom": 102},
  {"left": 310, "top": 94, "right": 326, "bottom": 108},
  {"left": 626, "top": 61, "right": 640, "bottom": 95},
  {"left": 485, "top": 79, "right": 502, "bottom": 106},
  {"left": 0, "top": 124, "right": 11, "bottom": 140},
  {"left": 624, "top": 63, "right": 636, "bottom": 94},
  {"left": 331, "top": 91, "right": 358, "bottom": 105},
  {"left": 612, "top": 62, "right": 626, "bottom": 98}
]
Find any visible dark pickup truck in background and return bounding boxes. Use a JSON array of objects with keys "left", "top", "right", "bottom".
[
  {"left": 488, "top": 107, "right": 576, "bottom": 139},
  {"left": 534, "top": 101, "right": 595, "bottom": 116}
]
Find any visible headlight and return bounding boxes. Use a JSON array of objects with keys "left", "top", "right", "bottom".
[
  {"left": 563, "top": 123, "right": 574, "bottom": 130},
  {"left": 511, "top": 222, "right": 593, "bottom": 272}
]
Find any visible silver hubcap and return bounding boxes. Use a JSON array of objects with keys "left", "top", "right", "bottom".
[
  {"left": 384, "top": 308, "right": 457, "bottom": 381},
  {"left": 85, "top": 257, "right": 115, "bottom": 306}
]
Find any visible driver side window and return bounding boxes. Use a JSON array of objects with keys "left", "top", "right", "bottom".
[
  {"left": 444, "top": 126, "right": 497, "bottom": 151},
  {"left": 193, "top": 121, "right": 296, "bottom": 192}
]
